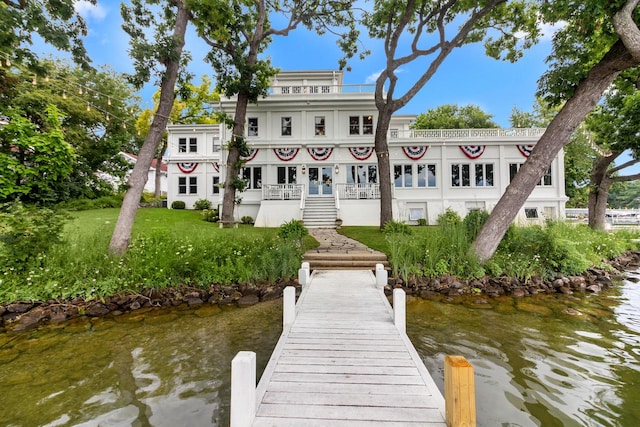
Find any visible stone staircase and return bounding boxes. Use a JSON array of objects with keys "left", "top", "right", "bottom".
[
  {"left": 302, "top": 197, "right": 337, "bottom": 228},
  {"left": 303, "top": 251, "right": 390, "bottom": 271}
]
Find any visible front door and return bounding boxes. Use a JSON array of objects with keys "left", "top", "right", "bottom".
[{"left": 308, "top": 166, "right": 333, "bottom": 196}]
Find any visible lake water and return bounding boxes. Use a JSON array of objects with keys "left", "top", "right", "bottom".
[{"left": 1, "top": 274, "right": 639, "bottom": 426}]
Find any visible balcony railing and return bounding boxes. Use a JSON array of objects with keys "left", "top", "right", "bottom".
[
  {"left": 268, "top": 83, "right": 375, "bottom": 95},
  {"left": 337, "top": 183, "right": 380, "bottom": 200},
  {"left": 388, "top": 128, "right": 546, "bottom": 139},
  {"left": 263, "top": 184, "right": 304, "bottom": 200}
]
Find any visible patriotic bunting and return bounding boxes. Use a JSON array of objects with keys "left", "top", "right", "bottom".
[
  {"left": 517, "top": 145, "right": 535, "bottom": 158},
  {"left": 308, "top": 147, "right": 334, "bottom": 161},
  {"left": 177, "top": 163, "right": 198, "bottom": 174},
  {"left": 242, "top": 148, "right": 259, "bottom": 162},
  {"left": 349, "top": 147, "right": 374, "bottom": 161},
  {"left": 459, "top": 145, "right": 485, "bottom": 159},
  {"left": 402, "top": 146, "right": 428, "bottom": 160},
  {"left": 273, "top": 147, "right": 299, "bottom": 161},
  {"left": 211, "top": 162, "right": 220, "bottom": 173}
]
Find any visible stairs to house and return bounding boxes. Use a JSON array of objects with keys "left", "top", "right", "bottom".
[
  {"left": 302, "top": 197, "right": 337, "bottom": 228},
  {"left": 303, "top": 251, "right": 390, "bottom": 271}
]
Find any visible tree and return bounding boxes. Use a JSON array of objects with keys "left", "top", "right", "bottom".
[
  {"left": 0, "top": 0, "right": 92, "bottom": 67},
  {"left": 188, "top": 0, "right": 359, "bottom": 224},
  {"left": 414, "top": 104, "right": 498, "bottom": 129},
  {"left": 109, "top": 0, "right": 190, "bottom": 255},
  {"left": 472, "top": 1, "right": 640, "bottom": 262},
  {"left": 584, "top": 69, "right": 640, "bottom": 229},
  {"left": 363, "top": 0, "right": 539, "bottom": 228}
]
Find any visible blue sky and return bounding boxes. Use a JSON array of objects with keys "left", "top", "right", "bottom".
[{"left": 45, "top": 1, "right": 560, "bottom": 128}]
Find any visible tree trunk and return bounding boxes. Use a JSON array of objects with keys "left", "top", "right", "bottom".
[
  {"left": 108, "top": 3, "right": 189, "bottom": 255},
  {"left": 472, "top": 40, "right": 637, "bottom": 263},
  {"left": 374, "top": 110, "right": 393, "bottom": 228},
  {"left": 588, "top": 154, "right": 618, "bottom": 230},
  {"left": 154, "top": 140, "right": 167, "bottom": 199},
  {"left": 221, "top": 92, "right": 249, "bottom": 223}
]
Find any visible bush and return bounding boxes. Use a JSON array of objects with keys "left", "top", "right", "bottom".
[
  {"left": 201, "top": 209, "right": 219, "bottom": 222},
  {"left": 417, "top": 218, "right": 427, "bottom": 226},
  {"left": 57, "top": 195, "right": 124, "bottom": 211},
  {"left": 382, "top": 220, "right": 413, "bottom": 235},
  {"left": 0, "top": 202, "right": 68, "bottom": 273},
  {"left": 463, "top": 209, "right": 490, "bottom": 242},
  {"left": 437, "top": 208, "right": 461, "bottom": 226},
  {"left": 193, "top": 199, "right": 212, "bottom": 210},
  {"left": 241, "top": 215, "right": 254, "bottom": 225},
  {"left": 171, "top": 200, "right": 186, "bottom": 209},
  {"left": 278, "top": 219, "right": 308, "bottom": 245}
]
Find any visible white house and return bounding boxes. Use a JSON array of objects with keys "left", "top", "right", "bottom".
[
  {"left": 120, "top": 152, "right": 168, "bottom": 195},
  {"left": 166, "top": 70, "right": 566, "bottom": 227}
]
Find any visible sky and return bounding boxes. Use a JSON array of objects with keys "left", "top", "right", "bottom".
[{"left": 40, "top": 1, "right": 561, "bottom": 128}]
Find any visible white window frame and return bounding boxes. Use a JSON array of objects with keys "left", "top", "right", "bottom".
[
  {"left": 248, "top": 117, "right": 259, "bottom": 136},
  {"left": 241, "top": 166, "right": 262, "bottom": 190},
  {"left": 281, "top": 117, "right": 292, "bottom": 136},
  {"left": 178, "top": 176, "right": 198, "bottom": 195},
  {"left": 451, "top": 163, "right": 471, "bottom": 187}
]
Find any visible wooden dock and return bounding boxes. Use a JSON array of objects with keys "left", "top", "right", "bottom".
[{"left": 249, "top": 269, "right": 447, "bottom": 426}]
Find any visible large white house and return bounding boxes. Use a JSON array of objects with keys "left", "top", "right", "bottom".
[{"left": 166, "top": 70, "right": 566, "bottom": 227}]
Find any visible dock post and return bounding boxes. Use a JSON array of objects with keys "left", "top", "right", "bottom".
[
  {"left": 393, "top": 288, "right": 406, "bottom": 334},
  {"left": 375, "top": 263, "right": 388, "bottom": 287},
  {"left": 298, "top": 262, "right": 310, "bottom": 285},
  {"left": 283, "top": 286, "right": 296, "bottom": 328},
  {"left": 230, "top": 351, "right": 256, "bottom": 427},
  {"left": 444, "top": 355, "right": 476, "bottom": 427}
]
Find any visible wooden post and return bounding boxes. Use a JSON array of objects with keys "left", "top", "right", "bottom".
[
  {"left": 230, "top": 351, "right": 256, "bottom": 427},
  {"left": 444, "top": 355, "right": 476, "bottom": 427},
  {"left": 283, "top": 286, "right": 296, "bottom": 328},
  {"left": 298, "top": 262, "right": 310, "bottom": 285},
  {"left": 393, "top": 288, "right": 406, "bottom": 334},
  {"left": 376, "top": 266, "right": 388, "bottom": 287}
]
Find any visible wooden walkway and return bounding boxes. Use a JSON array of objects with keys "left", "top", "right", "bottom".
[{"left": 252, "top": 269, "right": 447, "bottom": 426}]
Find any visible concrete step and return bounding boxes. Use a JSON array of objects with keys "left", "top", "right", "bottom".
[
  {"left": 303, "top": 251, "right": 390, "bottom": 270},
  {"left": 304, "top": 260, "right": 391, "bottom": 270}
]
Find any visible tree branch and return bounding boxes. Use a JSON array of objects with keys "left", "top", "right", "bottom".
[
  {"left": 610, "top": 156, "right": 639, "bottom": 174},
  {"left": 611, "top": 171, "right": 640, "bottom": 182},
  {"left": 613, "top": 0, "right": 640, "bottom": 62}
]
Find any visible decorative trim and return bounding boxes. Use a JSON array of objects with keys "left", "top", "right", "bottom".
[
  {"left": 177, "top": 163, "right": 198, "bottom": 174},
  {"left": 273, "top": 147, "right": 299, "bottom": 161},
  {"left": 459, "top": 145, "right": 485, "bottom": 159},
  {"left": 517, "top": 145, "right": 535, "bottom": 158},
  {"left": 211, "top": 162, "right": 219, "bottom": 173},
  {"left": 402, "top": 146, "right": 428, "bottom": 160},
  {"left": 348, "top": 147, "right": 374, "bottom": 161},
  {"left": 308, "top": 147, "right": 333, "bottom": 161},
  {"left": 242, "top": 148, "right": 259, "bottom": 162}
]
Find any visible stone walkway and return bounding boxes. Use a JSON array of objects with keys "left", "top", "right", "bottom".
[{"left": 307, "top": 228, "right": 373, "bottom": 253}]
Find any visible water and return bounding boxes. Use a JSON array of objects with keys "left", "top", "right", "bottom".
[{"left": 1, "top": 276, "right": 639, "bottom": 426}]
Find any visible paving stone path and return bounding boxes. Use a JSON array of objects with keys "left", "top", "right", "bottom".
[{"left": 307, "top": 228, "right": 372, "bottom": 253}]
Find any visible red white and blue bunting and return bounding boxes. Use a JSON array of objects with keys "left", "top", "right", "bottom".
[
  {"left": 349, "top": 146, "right": 374, "bottom": 161},
  {"left": 242, "top": 148, "right": 259, "bottom": 162},
  {"left": 211, "top": 162, "right": 220, "bottom": 173},
  {"left": 517, "top": 145, "right": 535, "bottom": 158},
  {"left": 273, "top": 147, "right": 299, "bottom": 161},
  {"left": 307, "top": 147, "right": 334, "bottom": 161},
  {"left": 402, "top": 146, "right": 428, "bottom": 161},
  {"left": 177, "top": 163, "right": 198, "bottom": 174},
  {"left": 459, "top": 145, "right": 486, "bottom": 159}
]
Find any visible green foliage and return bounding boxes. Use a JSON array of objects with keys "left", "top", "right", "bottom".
[
  {"left": 417, "top": 218, "right": 427, "bottom": 226},
  {"left": 278, "top": 219, "right": 308, "bottom": 245},
  {"left": 193, "top": 199, "right": 212, "bottom": 210},
  {"left": 413, "top": 104, "right": 498, "bottom": 129},
  {"left": 57, "top": 195, "right": 124, "bottom": 211},
  {"left": 0, "top": 202, "right": 68, "bottom": 274},
  {"left": 437, "top": 208, "right": 462, "bottom": 226},
  {"left": 201, "top": 209, "right": 219, "bottom": 222},
  {"left": 241, "top": 216, "right": 254, "bottom": 225},
  {"left": 463, "top": 210, "right": 490, "bottom": 242},
  {"left": 171, "top": 201, "right": 186, "bottom": 209},
  {"left": 382, "top": 220, "right": 413, "bottom": 235}
]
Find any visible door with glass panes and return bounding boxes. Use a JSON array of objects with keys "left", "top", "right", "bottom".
[{"left": 308, "top": 166, "right": 333, "bottom": 196}]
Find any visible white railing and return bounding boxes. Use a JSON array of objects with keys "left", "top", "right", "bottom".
[
  {"left": 268, "top": 83, "right": 375, "bottom": 95},
  {"left": 262, "top": 184, "right": 304, "bottom": 200},
  {"left": 337, "top": 183, "right": 380, "bottom": 200},
  {"left": 388, "top": 128, "right": 546, "bottom": 139}
]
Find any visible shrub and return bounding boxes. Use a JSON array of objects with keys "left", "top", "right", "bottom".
[
  {"left": 193, "top": 199, "right": 212, "bottom": 210},
  {"left": 171, "top": 200, "right": 186, "bottom": 209},
  {"left": 201, "top": 209, "right": 219, "bottom": 222},
  {"left": 382, "top": 220, "right": 413, "bottom": 235},
  {"left": 278, "top": 219, "right": 308, "bottom": 246},
  {"left": 57, "top": 195, "right": 124, "bottom": 211},
  {"left": 437, "top": 208, "right": 461, "bottom": 226},
  {"left": 417, "top": 218, "right": 427, "bottom": 226},
  {"left": 463, "top": 209, "right": 490, "bottom": 242},
  {"left": 241, "top": 215, "right": 254, "bottom": 225}
]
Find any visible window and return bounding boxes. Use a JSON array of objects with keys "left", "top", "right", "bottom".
[
  {"left": 349, "top": 115, "right": 375, "bottom": 135},
  {"left": 189, "top": 137, "right": 197, "bottom": 153},
  {"left": 277, "top": 166, "right": 297, "bottom": 184},
  {"left": 395, "top": 164, "right": 437, "bottom": 188},
  {"left": 363, "top": 115, "right": 373, "bottom": 134},
  {"left": 178, "top": 176, "right": 197, "bottom": 194},
  {"left": 451, "top": 164, "right": 470, "bottom": 187},
  {"left": 510, "top": 163, "right": 552, "bottom": 186},
  {"left": 212, "top": 176, "right": 220, "bottom": 194},
  {"left": 212, "top": 138, "right": 220, "bottom": 152},
  {"left": 394, "top": 164, "right": 413, "bottom": 187},
  {"left": 248, "top": 118, "right": 258, "bottom": 136},
  {"left": 347, "top": 165, "right": 377, "bottom": 184},
  {"left": 315, "top": 116, "right": 326, "bottom": 136},
  {"left": 525, "top": 208, "right": 539, "bottom": 219},
  {"left": 475, "top": 164, "right": 494, "bottom": 187},
  {"left": 241, "top": 166, "right": 262, "bottom": 189},
  {"left": 178, "top": 138, "right": 186, "bottom": 153},
  {"left": 349, "top": 116, "right": 360, "bottom": 135},
  {"left": 417, "top": 164, "right": 437, "bottom": 187},
  {"left": 281, "top": 117, "right": 292, "bottom": 136}
]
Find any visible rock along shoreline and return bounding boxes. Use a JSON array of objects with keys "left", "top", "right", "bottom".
[{"left": 2, "top": 251, "right": 640, "bottom": 332}]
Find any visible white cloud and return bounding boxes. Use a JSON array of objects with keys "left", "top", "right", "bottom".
[
  {"left": 365, "top": 70, "right": 382, "bottom": 84},
  {"left": 539, "top": 21, "right": 567, "bottom": 41},
  {"left": 74, "top": 1, "right": 107, "bottom": 21}
]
